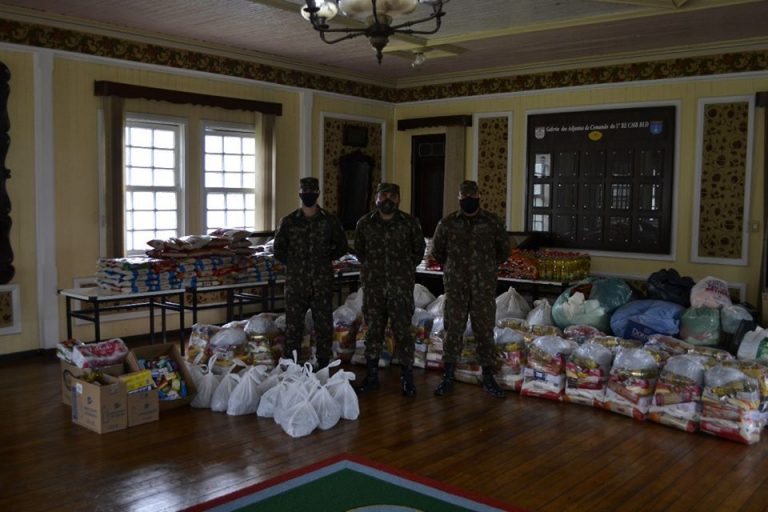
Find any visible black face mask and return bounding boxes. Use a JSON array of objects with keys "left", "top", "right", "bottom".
[
  {"left": 460, "top": 197, "right": 480, "bottom": 215},
  {"left": 377, "top": 199, "right": 397, "bottom": 215},
  {"left": 299, "top": 192, "right": 319, "bottom": 207}
]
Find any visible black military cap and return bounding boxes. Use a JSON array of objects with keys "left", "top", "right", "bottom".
[
  {"left": 376, "top": 182, "right": 400, "bottom": 195},
  {"left": 299, "top": 177, "right": 320, "bottom": 191},
  {"left": 459, "top": 180, "right": 479, "bottom": 196}
]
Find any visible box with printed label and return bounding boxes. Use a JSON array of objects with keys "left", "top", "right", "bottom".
[
  {"left": 70, "top": 374, "right": 127, "bottom": 434},
  {"left": 126, "top": 389, "right": 159, "bottom": 427}
]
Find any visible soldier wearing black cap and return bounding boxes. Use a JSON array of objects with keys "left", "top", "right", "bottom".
[
  {"left": 273, "top": 176, "right": 349, "bottom": 368},
  {"left": 430, "top": 180, "right": 510, "bottom": 398},
  {"left": 354, "top": 182, "right": 425, "bottom": 396}
]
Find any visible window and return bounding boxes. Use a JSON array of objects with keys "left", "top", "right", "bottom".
[
  {"left": 526, "top": 106, "right": 675, "bottom": 254},
  {"left": 124, "top": 119, "right": 183, "bottom": 254},
  {"left": 203, "top": 126, "right": 257, "bottom": 233}
]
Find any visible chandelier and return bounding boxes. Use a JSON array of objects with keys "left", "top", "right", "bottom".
[{"left": 301, "top": 0, "right": 448, "bottom": 64}]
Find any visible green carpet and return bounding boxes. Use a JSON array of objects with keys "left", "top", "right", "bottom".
[{"left": 184, "top": 454, "right": 522, "bottom": 512}]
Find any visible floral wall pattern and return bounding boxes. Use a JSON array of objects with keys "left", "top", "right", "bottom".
[
  {"left": 697, "top": 101, "right": 749, "bottom": 259},
  {"left": 1, "top": 18, "right": 767, "bottom": 102},
  {"left": 321, "top": 118, "right": 382, "bottom": 218},
  {"left": 477, "top": 117, "right": 508, "bottom": 221}
]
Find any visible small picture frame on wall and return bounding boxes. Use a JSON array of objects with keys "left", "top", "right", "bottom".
[
  {"left": 343, "top": 124, "right": 369, "bottom": 147},
  {"left": 0, "top": 283, "right": 21, "bottom": 335}
]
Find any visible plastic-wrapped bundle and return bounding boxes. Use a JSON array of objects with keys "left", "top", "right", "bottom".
[
  {"left": 564, "top": 342, "right": 613, "bottom": 407},
  {"left": 455, "top": 322, "right": 481, "bottom": 385},
  {"left": 520, "top": 336, "right": 577, "bottom": 401},
  {"left": 526, "top": 299, "right": 553, "bottom": 327},
  {"left": 495, "top": 286, "right": 531, "bottom": 321},
  {"left": 591, "top": 336, "right": 643, "bottom": 355},
  {"left": 495, "top": 327, "right": 527, "bottom": 392},
  {"left": 209, "top": 327, "right": 249, "bottom": 373},
  {"left": 411, "top": 308, "right": 435, "bottom": 369},
  {"left": 185, "top": 324, "right": 220, "bottom": 364},
  {"left": 244, "top": 313, "right": 279, "bottom": 338},
  {"left": 529, "top": 324, "right": 563, "bottom": 338},
  {"left": 609, "top": 299, "right": 686, "bottom": 342},
  {"left": 332, "top": 305, "right": 359, "bottom": 361},
  {"left": 722, "top": 359, "right": 768, "bottom": 428},
  {"left": 563, "top": 324, "right": 604, "bottom": 345},
  {"left": 700, "top": 365, "right": 762, "bottom": 444},
  {"left": 680, "top": 307, "right": 721, "bottom": 346},
  {"left": 644, "top": 334, "right": 693, "bottom": 357},
  {"left": 425, "top": 317, "right": 445, "bottom": 371},
  {"left": 604, "top": 348, "right": 659, "bottom": 421},
  {"left": 689, "top": 345, "right": 734, "bottom": 362},
  {"left": 648, "top": 354, "right": 708, "bottom": 432}
]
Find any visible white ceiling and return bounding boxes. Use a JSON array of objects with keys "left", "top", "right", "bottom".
[{"left": 0, "top": 0, "right": 766, "bottom": 86}]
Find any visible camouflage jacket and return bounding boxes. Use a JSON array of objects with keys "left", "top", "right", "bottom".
[
  {"left": 273, "top": 207, "right": 349, "bottom": 283},
  {"left": 354, "top": 209, "right": 425, "bottom": 293},
  {"left": 431, "top": 209, "right": 510, "bottom": 291}
]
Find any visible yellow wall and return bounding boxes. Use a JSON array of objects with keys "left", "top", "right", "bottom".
[
  {"left": 1, "top": 45, "right": 767, "bottom": 355},
  {"left": 395, "top": 77, "right": 768, "bottom": 304},
  {"left": 0, "top": 49, "right": 38, "bottom": 354}
]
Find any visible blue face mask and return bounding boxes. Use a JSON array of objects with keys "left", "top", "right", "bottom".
[
  {"left": 460, "top": 197, "right": 480, "bottom": 214},
  {"left": 299, "top": 192, "right": 319, "bottom": 207}
]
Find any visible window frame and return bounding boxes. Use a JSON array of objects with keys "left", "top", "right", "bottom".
[
  {"left": 123, "top": 114, "right": 186, "bottom": 256},
  {"left": 201, "top": 121, "right": 259, "bottom": 234}
]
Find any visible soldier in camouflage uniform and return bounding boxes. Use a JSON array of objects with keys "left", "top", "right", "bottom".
[
  {"left": 273, "top": 177, "right": 349, "bottom": 369},
  {"left": 430, "top": 180, "right": 510, "bottom": 398},
  {"left": 354, "top": 182, "right": 426, "bottom": 396}
]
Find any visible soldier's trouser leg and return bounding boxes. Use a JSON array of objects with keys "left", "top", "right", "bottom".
[
  {"left": 310, "top": 288, "right": 334, "bottom": 364},
  {"left": 284, "top": 286, "right": 310, "bottom": 361},
  {"left": 388, "top": 290, "right": 416, "bottom": 396},
  {"left": 362, "top": 292, "right": 386, "bottom": 361},
  {"left": 442, "top": 288, "right": 470, "bottom": 364},
  {"left": 470, "top": 290, "right": 505, "bottom": 398}
]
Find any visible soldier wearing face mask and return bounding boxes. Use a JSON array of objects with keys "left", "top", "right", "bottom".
[
  {"left": 354, "top": 182, "right": 426, "bottom": 396},
  {"left": 273, "top": 177, "right": 349, "bottom": 369},
  {"left": 430, "top": 180, "right": 510, "bottom": 398}
]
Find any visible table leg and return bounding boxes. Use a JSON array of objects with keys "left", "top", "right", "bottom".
[
  {"left": 65, "top": 296, "right": 73, "bottom": 339},
  {"left": 161, "top": 296, "right": 167, "bottom": 343},
  {"left": 93, "top": 300, "right": 101, "bottom": 343},
  {"left": 179, "top": 290, "right": 186, "bottom": 354},
  {"left": 149, "top": 298, "right": 155, "bottom": 344}
]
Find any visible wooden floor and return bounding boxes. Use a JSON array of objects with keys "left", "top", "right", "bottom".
[{"left": 3, "top": 349, "right": 768, "bottom": 512}]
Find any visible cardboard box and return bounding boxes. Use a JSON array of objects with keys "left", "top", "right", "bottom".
[
  {"left": 60, "top": 360, "right": 124, "bottom": 406},
  {"left": 126, "top": 343, "right": 197, "bottom": 410},
  {"left": 126, "top": 389, "right": 160, "bottom": 427},
  {"left": 71, "top": 374, "right": 127, "bottom": 434}
]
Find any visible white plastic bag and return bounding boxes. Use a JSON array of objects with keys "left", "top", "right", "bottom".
[
  {"left": 526, "top": 298, "right": 552, "bottom": 326},
  {"left": 226, "top": 365, "right": 269, "bottom": 416},
  {"left": 310, "top": 385, "right": 342, "bottom": 430},
  {"left": 326, "top": 370, "right": 359, "bottom": 420},
  {"left": 495, "top": 286, "right": 531, "bottom": 321},
  {"left": 413, "top": 283, "right": 436, "bottom": 309},
  {"left": 281, "top": 398, "right": 320, "bottom": 438},
  {"left": 427, "top": 294, "right": 446, "bottom": 317},
  {"left": 191, "top": 355, "right": 221, "bottom": 409},
  {"left": 690, "top": 276, "right": 732, "bottom": 309},
  {"left": 210, "top": 359, "right": 247, "bottom": 413}
]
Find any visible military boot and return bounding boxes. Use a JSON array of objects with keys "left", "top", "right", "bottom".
[
  {"left": 401, "top": 366, "right": 416, "bottom": 397},
  {"left": 482, "top": 367, "right": 506, "bottom": 398},
  {"left": 356, "top": 358, "right": 380, "bottom": 394},
  {"left": 433, "top": 362, "right": 455, "bottom": 396}
]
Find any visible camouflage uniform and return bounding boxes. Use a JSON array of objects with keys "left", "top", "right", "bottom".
[
  {"left": 354, "top": 209, "right": 425, "bottom": 366},
  {"left": 273, "top": 207, "right": 348, "bottom": 361},
  {"left": 431, "top": 208, "right": 509, "bottom": 366}
]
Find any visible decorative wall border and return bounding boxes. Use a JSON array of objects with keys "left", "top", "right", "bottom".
[
  {"left": 1, "top": 18, "right": 767, "bottom": 103},
  {"left": 691, "top": 96, "right": 755, "bottom": 266},
  {"left": 0, "top": 283, "right": 20, "bottom": 335}
]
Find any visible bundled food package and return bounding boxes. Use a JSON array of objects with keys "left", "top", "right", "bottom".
[
  {"left": 564, "top": 342, "right": 613, "bottom": 407},
  {"left": 591, "top": 335, "right": 643, "bottom": 355},
  {"left": 604, "top": 348, "right": 659, "bottom": 421},
  {"left": 521, "top": 336, "right": 578, "bottom": 401},
  {"left": 70, "top": 338, "right": 129, "bottom": 369},
  {"left": 563, "top": 324, "right": 604, "bottom": 345},
  {"left": 350, "top": 322, "right": 393, "bottom": 368},
  {"left": 209, "top": 327, "right": 249, "bottom": 373},
  {"left": 679, "top": 307, "right": 721, "bottom": 346},
  {"left": 426, "top": 294, "right": 446, "bottom": 317},
  {"left": 343, "top": 288, "right": 364, "bottom": 318},
  {"left": 244, "top": 313, "right": 280, "bottom": 338},
  {"left": 227, "top": 365, "right": 269, "bottom": 416},
  {"left": 689, "top": 345, "right": 734, "bottom": 362},
  {"left": 690, "top": 276, "right": 732, "bottom": 309},
  {"left": 495, "top": 286, "right": 531, "bottom": 321},
  {"left": 210, "top": 360, "right": 247, "bottom": 413},
  {"left": 495, "top": 327, "right": 527, "bottom": 392},
  {"left": 648, "top": 354, "right": 708, "bottom": 432},
  {"left": 721, "top": 305, "right": 755, "bottom": 334},
  {"left": 644, "top": 334, "right": 693, "bottom": 357},
  {"left": 426, "top": 331, "right": 445, "bottom": 371},
  {"left": 721, "top": 359, "right": 768, "bottom": 427},
  {"left": 455, "top": 323, "right": 482, "bottom": 385},
  {"left": 332, "top": 305, "right": 359, "bottom": 361},
  {"left": 190, "top": 355, "right": 222, "bottom": 409},
  {"left": 700, "top": 365, "right": 762, "bottom": 444},
  {"left": 411, "top": 308, "right": 434, "bottom": 369},
  {"left": 185, "top": 324, "right": 220, "bottom": 363},
  {"left": 326, "top": 370, "right": 359, "bottom": 421},
  {"left": 609, "top": 300, "right": 686, "bottom": 342}
]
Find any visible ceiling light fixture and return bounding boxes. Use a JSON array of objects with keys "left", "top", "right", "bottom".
[{"left": 301, "top": 0, "right": 449, "bottom": 64}]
